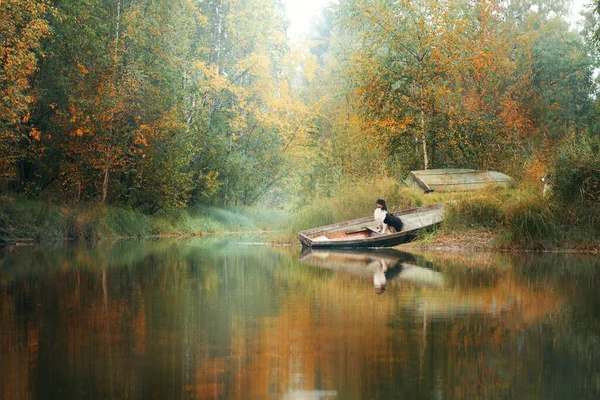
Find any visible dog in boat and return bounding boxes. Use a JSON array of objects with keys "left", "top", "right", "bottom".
[
  {"left": 541, "top": 173, "right": 553, "bottom": 198},
  {"left": 374, "top": 199, "right": 404, "bottom": 234}
]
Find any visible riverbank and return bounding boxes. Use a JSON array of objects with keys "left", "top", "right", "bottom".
[
  {"left": 397, "top": 228, "right": 600, "bottom": 254},
  {"left": 0, "top": 195, "right": 287, "bottom": 244},
  {"left": 398, "top": 229, "right": 498, "bottom": 252},
  {"left": 3, "top": 179, "right": 600, "bottom": 253},
  {"left": 285, "top": 178, "right": 600, "bottom": 253}
]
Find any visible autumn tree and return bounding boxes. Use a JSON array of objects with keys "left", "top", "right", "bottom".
[
  {"left": 440, "top": 0, "right": 532, "bottom": 169},
  {"left": 335, "top": 0, "right": 465, "bottom": 171},
  {"left": 333, "top": 0, "right": 524, "bottom": 171},
  {"left": 520, "top": 17, "right": 596, "bottom": 140},
  {"left": 322, "top": 0, "right": 596, "bottom": 175},
  {"left": 0, "top": 0, "right": 50, "bottom": 184},
  {"left": 186, "top": 0, "right": 310, "bottom": 206}
]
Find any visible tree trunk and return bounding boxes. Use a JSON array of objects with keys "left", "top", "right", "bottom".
[
  {"left": 75, "top": 180, "right": 81, "bottom": 203},
  {"left": 420, "top": 103, "right": 429, "bottom": 170},
  {"left": 101, "top": 145, "right": 110, "bottom": 204},
  {"left": 115, "top": 0, "right": 121, "bottom": 44},
  {"left": 101, "top": 165, "right": 109, "bottom": 204}
]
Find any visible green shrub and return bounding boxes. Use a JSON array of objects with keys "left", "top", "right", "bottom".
[
  {"left": 553, "top": 134, "right": 600, "bottom": 204},
  {"left": 102, "top": 207, "right": 151, "bottom": 237},
  {"left": 444, "top": 196, "right": 503, "bottom": 229},
  {"left": 503, "top": 194, "right": 560, "bottom": 248}
]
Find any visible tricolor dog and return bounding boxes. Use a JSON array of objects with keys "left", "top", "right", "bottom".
[{"left": 374, "top": 199, "right": 404, "bottom": 234}]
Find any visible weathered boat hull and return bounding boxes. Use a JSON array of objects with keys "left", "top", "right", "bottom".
[
  {"left": 405, "top": 169, "right": 514, "bottom": 193},
  {"left": 298, "top": 204, "right": 444, "bottom": 249}
]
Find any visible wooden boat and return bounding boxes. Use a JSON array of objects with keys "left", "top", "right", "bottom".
[
  {"left": 298, "top": 204, "right": 444, "bottom": 249},
  {"left": 405, "top": 168, "right": 514, "bottom": 193}
]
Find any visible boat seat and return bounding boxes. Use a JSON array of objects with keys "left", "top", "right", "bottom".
[{"left": 344, "top": 226, "right": 382, "bottom": 235}]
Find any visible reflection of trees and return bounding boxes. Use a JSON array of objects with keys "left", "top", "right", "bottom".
[{"left": 1, "top": 243, "right": 600, "bottom": 398}]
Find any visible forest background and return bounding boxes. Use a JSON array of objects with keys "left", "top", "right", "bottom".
[{"left": 2, "top": 0, "right": 600, "bottom": 249}]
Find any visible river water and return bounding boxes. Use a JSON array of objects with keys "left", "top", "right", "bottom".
[{"left": 1, "top": 237, "right": 600, "bottom": 399}]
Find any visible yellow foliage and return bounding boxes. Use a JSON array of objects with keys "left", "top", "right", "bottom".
[
  {"left": 29, "top": 128, "right": 41, "bottom": 141},
  {"left": 77, "top": 62, "right": 89, "bottom": 74}
]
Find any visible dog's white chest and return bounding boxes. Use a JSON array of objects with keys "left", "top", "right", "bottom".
[{"left": 374, "top": 208, "right": 387, "bottom": 223}]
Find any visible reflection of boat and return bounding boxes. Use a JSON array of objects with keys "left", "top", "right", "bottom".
[
  {"left": 298, "top": 204, "right": 444, "bottom": 248},
  {"left": 299, "top": 248, "right": 444, "bottom": 288},
  {"left": 283, "top": 390, "right": 338, "bottom": 400}
]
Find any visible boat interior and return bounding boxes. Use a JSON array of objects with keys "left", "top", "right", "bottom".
[{"left": 311, "top": 226, "right": 389, "bottom": 242}]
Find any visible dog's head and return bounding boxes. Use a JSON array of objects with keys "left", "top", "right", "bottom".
[
  {"left": 375, "top": 199, "right": 387, "bottom": 211},
  {"left": 541, "top": 174, "right": 552, "bottom": 184}
]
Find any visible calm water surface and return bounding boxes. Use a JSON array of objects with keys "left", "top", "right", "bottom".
[{"left": 1, "top": 237, "right": 600, "bottom": 399}]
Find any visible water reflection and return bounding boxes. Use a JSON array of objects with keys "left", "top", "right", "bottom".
[
  {"left": 1, "top": 239, "right": 600, "bottom": 399},
  {"left": 299, "top": 248, "right": 444, "bottom": 294}
]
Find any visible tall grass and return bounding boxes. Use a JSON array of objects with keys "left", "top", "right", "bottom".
[
  {"left": 501, "top": 193, "right": 561, "bottom": 249},
  {"left": 443, "top": 194, "right": 504, "bottom": 230},
  {"left": 0, "top": 196, "right": 288, "bottom": 242},
  {"left": 287, "top": 177, "right": 426, "bottom": 236},
  {"left": 285, "top": 173, "right": 600, "bottom": 250},
  {"left": 150, "top": 206, "right": 288, "bottom": 235},
  {"left": 442, "top": 186, "right": 600, "bottom": 250}
]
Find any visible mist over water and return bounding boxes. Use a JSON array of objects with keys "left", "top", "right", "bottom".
[{"left": 2, "top": 238, "right": 600, "bottom": 399}]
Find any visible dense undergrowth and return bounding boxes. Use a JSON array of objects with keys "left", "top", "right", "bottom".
[{"left": 285, "top": 135, "right": 600, "bottom": 251}]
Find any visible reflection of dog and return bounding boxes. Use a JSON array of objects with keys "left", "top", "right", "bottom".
[
  {"left": 541, "top": 174, "right": 553, "bottom": 198},
  {"left": 373, "top": 261, "right": 387, "bottom": 294}
]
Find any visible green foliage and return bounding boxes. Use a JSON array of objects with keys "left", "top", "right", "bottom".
[
  {"left": 0, "top": 0, "right": 51, "bottom": 181},
  {"left": 2, "top": 0, "right": 306, "bottom": 211},
  {"left": 444, "top": 196, "right": 504, "bottom": 230},
  {"left": 502, "top": 193, "right": 561, "bottom": 248},
  {"left": 525, "top": 18, "right": 596, "bottom": 140},
  {"left": 553, "top": 134, "right": 600, "bottom": 204},
  {"left": 0, "top": 196, "right": 286, "bottom": 242}
]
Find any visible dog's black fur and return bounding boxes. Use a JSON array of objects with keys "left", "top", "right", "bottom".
[
  {"left": 375, "top": 199, "right": 404, "bottom": 233},
  {"left": 383, "top": 212, "right": 404, "bottom": 232}
]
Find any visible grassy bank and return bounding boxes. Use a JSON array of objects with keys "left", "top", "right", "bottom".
[
  {"left": 285, "top": 177, "right": 600, "bottom": 252},
  {"left": 440, "top": 189, "right": 600, "bottom": 251},
  {"left": 0, "top": 196, "right": 288, "bottom": 243},
  {"left": 3, "top": 176, "right": 600, "bottom": 251},
  {"left": 286, "top": 177, "right": 428, "bottom": 236}
]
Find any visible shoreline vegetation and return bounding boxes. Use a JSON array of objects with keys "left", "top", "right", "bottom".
[
  {"left": 0, "top": 196, "right": 289, "bottom": 245},
  {"left": 3, "top": 176, "right": 599, "bottom": 253}
]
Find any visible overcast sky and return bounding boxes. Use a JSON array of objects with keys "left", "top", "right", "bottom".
[
  {"left": 282, "top": 0, "right": 592, "bottom": 41},
  {"left": 283, "top": 0, "right": 332, "bottom": 41}
]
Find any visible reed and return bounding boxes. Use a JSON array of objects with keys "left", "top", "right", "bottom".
[
  {"left": 501, "top": 193, "right": 561, "bottom": 249},
  {"left": 443, "top": 194, "right": 504, "bottom": 230},
  {"left": 287, "top": 177, "right": 426, "bottom": 236},
  {"left": 0, "top": 196, "right": 288, "bottom": 242}
]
